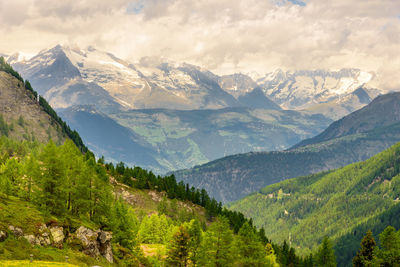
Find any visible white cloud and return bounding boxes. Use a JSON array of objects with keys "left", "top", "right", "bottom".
[{"left": 0, "top": 0, "right": 399, "bottom": 90}]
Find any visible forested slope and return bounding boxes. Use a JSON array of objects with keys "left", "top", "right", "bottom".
[{"left": 228, "top": 141, "right": 400, "bottom": 266}]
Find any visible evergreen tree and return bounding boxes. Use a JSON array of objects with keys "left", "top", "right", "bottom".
[
  {"left": 353, "top": 230, "right": 376, "bottom": 267},
  {"left": 0, "top": 158, "right": 22, "bottom": 196},
  {"left": 23, "top": 153, "right": 40, "bottom": 201},
  {"left": 184, "top": 219, "right": 203, "bottom": 265},
  {"left": 166, "top": 226, "right": 190, "bottom": 267},
  {"left": 110, "top": 199, "right": 139, "bottom": 249},
  {"left": 157, "top": 196, "right": 168, "bottom": 215},
  {"left": 233, "top": 221, "right": 266, "bottom": 266},
  {"left": 198, "top": 217, "right": 234, "bottom": 267},
  {"left": 34, "top": 141, "right": 66, "bottom": 216},
  {"left": 374, "top": 226, "right": 400, "bottom": 266},
  {"left": 315, "top": 236, "right": 336, "bottom": 267}
]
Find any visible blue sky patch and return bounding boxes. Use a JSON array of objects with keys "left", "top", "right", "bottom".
[
  {"left": 127, "top": 1, "right": 145, "bottom": 14},
  {"left": 288, "top": 0, "right": 306, "bottom": 6},
  {"left": 273, "top": 0, "right": 307, "bottom": 7}
]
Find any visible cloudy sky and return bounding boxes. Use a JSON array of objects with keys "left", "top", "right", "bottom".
[{"left": 1, "top": 0, "right": 399, "bottom": 89}]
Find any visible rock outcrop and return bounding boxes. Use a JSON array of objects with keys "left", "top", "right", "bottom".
[
  {"left": 5, "top": 224, "right": 112, "bottom": 263},
  {"left": 8, "top": 225, "right": 23, "bottom": 237},
  {"left": 49, "top": 226, "right": 65, "bottom": 248},
  {"left": 72, "top": 226, "right": 113, "bottom": 263}
]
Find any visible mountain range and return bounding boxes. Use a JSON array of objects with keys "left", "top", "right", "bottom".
[
  {"left": 10, "top": 45, "right": 379, "bottom": 113},
  {"left": 173, "top": 92, "right": 400, "bottom": 202},
  {"left": 5, "top": 45, "right": 382, "bottom": 173}
]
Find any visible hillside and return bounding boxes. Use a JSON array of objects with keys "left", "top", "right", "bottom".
[
  {"left": 228, "top": 142, "right": 400, "bottom": 266},
  {"left": 0, "top": 71, "right": 65, "bottom": 145},
  {"left": 173, "top": 92, "right": 400, "bottom": 202},
  {"left": 0, "top": 117, "right": 304, "bottom": 266},
  {"left": 0, "top": 59, "right": 85, "bottom": 152}
]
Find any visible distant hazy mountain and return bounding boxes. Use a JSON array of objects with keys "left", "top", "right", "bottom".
[
  {"left": 173, "top": 92, "right": 400, "bottom": 202},
  {"left": 219, "top": 70, "right": 381, "bottom": 119},
  {"left": 58, "top": 105, "right": 162, "bottom": 170},
  {"left": 255, "top": 68, "right": 378, "bottom": 110},
  {"left": 59, "top": 105, "right": 330, "bottom": 173},
  {"left": 304, "top": 87, "right": 381, "bottom": 120}
]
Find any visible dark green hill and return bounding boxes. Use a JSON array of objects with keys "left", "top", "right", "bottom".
[
  {"left": 228, "top": 142, "right": 400, "bottom": 266},
  {"left": 173, "top": 92, "right": 400, "bottom": 203}
]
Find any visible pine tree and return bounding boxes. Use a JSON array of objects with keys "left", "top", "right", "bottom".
[
  {"left": 353, "top": 230, "right": 376, "bottom": 267},
  {"left": 166, "top": 226, "right": 190, "bottom": 267},
  {"left": 315, "top": 236, "right": 336, "bottom": 267}
]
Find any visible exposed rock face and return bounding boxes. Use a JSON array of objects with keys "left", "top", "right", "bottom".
[
  {"left": 73, "top": 226, "right": 113, "bottom": 263},
  {"left": 37, "top": 224, "right": 51, "bottom": 246},
  {"left": 20, "top": 224, "right": 51, "bottom": 246},
  {"left": 6, "top": 223, "right": 112, "bottom": 263},
  {"left": 98, "top": 231, "right": 113, "bottom": 263},
  {"left": 49, "top": 226, "right": 65, "bottom": 248}
]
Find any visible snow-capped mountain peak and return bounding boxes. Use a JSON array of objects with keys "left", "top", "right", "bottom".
[{"left": 255, "top": 68, "right": 377, "bottom": 110}]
